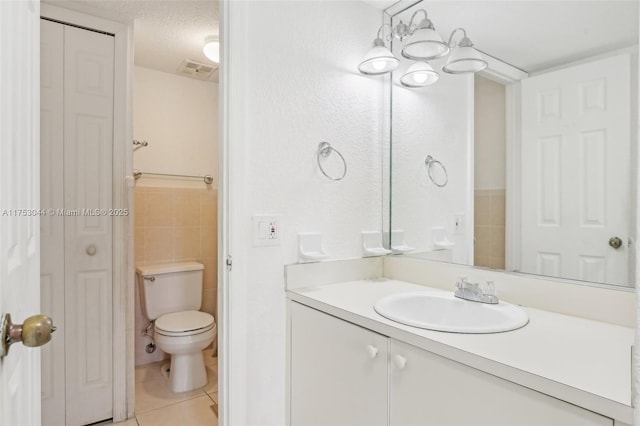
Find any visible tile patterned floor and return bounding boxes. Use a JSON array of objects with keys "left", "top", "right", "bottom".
[{"left": 114, "top": 349, "right": 218, "bottom": 426}]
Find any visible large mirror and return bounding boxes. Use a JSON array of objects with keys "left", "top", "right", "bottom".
[{"left": 386, "top": 0, "right": 638, "bottom": 288}]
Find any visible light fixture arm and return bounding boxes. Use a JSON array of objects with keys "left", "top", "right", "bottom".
[
  {"left": 375, "top": 23, "right": 395, "bottom": 43},
  {"left": 392, "top": 9, "right": 432, "bottom": 41},
  {"left": 408, "top": 9, "right": 430, "bottom": 32},
  {"left": 446, "top": 28, "right": 473, "bottom": 48}
]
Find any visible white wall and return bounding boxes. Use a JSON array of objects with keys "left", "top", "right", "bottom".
[
  {"left": 391, "top": 72, "right": 473, "bottom": 263},
  {"left": 474, "top": 75, "right": 506, "bottom": 190},
  {"left": 133, "top": 66, "right": 218, "bottom": 188},
  {"left": 226, "top": 1, "right": 385, "bottom": 424}
]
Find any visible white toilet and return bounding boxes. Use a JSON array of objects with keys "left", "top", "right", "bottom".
[{"left": 136, "top": 262, "right": 216, "bottom": 393}]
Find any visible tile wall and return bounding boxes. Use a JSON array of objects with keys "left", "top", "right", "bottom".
[
  {"left": 474, "top": 189, "right": 505, "bottom": 269},
  {"left": 134, "top": 186, "right": 217, "bottom": 365}
]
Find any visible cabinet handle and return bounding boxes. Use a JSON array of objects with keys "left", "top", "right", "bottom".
[
  {"left": 366, "top": 345, "right": 378, "bottom": 359},
  {"left": 394, "top": 354, "right": 407, "bottom": 369}
]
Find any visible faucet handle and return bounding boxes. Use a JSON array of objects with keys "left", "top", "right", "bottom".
[
  {"left": 456, "top": 276, "right": 468, "bottom": 288},
  {"left": 484, "top": 280, "right": 496, "bottom": 296}
]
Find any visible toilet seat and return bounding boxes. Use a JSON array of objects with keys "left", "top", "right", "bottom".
[{"left": 155, "top": 310, "right": 215, "bottom": 337}]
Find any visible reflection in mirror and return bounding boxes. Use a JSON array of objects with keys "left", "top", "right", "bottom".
[{"left": 386, "top": 0, "right": 638, "bottom": 288}]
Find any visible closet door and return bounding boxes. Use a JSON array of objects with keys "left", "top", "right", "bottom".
[
  {"left": 40, "top": 19, "right": 114, "bottom": 426},
  {"left": 40, "top": 18, "right": 66, "bottom": 426},
  {"left": 63, "top": 25, "right": 114, "bottom": 426}
]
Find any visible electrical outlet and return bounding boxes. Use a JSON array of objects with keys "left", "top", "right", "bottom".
[
  {"left": 268, "top": 221, "right": 278, "bottom": 239},
  {"left": 453, "top": 213, "right": 465, "bottom": 234},
  {"left": 252, "top": 215, "right": 281, "bottom": 246}
]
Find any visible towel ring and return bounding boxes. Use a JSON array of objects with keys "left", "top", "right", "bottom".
[
  {"left": 317, "top": 142, "right": 347, "bottom": 181},
  {"left": 424, "top": 155, "right": 448, "bottom": 187}
]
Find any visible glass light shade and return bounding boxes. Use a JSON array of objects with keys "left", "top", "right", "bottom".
[
  {"left": 358, "top": 44, "right": 399, "bottom": 75},
  {"left": 400, "top": 61, "right": 439, "bottom": 88},
  {"left": 401, "top": 28, "right": 449, "bottom": 61},
  {"left": 203, "top": 37, "right": 220, "bottom": 63},
  {"left": 442, "top": 46, "right": 488, "bottom": 74}
]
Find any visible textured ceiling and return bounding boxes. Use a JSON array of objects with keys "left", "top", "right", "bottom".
[{"left": 52, "top": 0, "right": 220, "bottom": 82}]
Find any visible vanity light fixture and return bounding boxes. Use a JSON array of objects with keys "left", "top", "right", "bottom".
[
  {"left": 358, "top": 24, "right": 399, "bottom": 75},
  {"left": 399, "top": 9, "right": 449, "bottom": 61},
  {"left": 203, "top": 36, "right": 220, "bottom": 63},
  {"left": 442, "top": 28, "right": 488, "bottom": 74},
  {"left": 358, "top": 9, "right": 487, "bottom": 86},
  {"left": 400, "top": 61, "right": 439, "bottom": 87}
]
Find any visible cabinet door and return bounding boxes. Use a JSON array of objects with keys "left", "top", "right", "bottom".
[
  {"left": 290, "top": 302, "right": 388, "bottom": 426},
  {"left": 390, "top": 339, "right": 612, "bottom": 426}
]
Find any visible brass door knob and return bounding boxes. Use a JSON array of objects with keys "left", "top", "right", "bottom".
[
  {"left": 1, "top": 313, "right": 56, "bottom": 358},
  {"left": 609, "top": 237, "right": 623, "bottom": 249}
]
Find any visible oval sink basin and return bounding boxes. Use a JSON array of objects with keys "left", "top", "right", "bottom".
[{"left": 374, "top": 291, "right": 528, "bottom": 334}]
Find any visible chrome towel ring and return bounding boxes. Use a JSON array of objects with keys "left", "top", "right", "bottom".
[
  {"left": 424, "top": 155, "right": 448, "bottom": 187},
  {"left": 317, "top": 142, "right": 347, "bottom": 181}
]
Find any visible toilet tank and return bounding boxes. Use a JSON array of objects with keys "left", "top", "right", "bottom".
[{"left": 136, "top": 262, "right": 204, "bottom": 320}]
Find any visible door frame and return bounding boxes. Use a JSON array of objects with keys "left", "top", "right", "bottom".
[
  {"left": 218, "top": 1, "right": 249, "bottom": 424},
  {"left": 39, "top": 3, "right": 134, "bottom": 422},
  {"left": 476, "top": 58, "right": 528, "bottom": 271}
]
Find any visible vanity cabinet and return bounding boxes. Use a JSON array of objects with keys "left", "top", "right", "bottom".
[
  {"left": 289, "top": 302, "right": 388, "bottom": 425},
  {"left": 390, "top": 339, "right": 611, "bottom": 426},
  {"left": 290, "top": 302, "right": 613, "bottom": 426}
]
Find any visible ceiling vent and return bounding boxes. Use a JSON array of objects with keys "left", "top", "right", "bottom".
[{"left": 176, "top": 59, "right": 218, "bottom": 81}]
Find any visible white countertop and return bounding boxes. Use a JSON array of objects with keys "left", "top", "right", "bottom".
[{"left": 287, "top": 278, "right": 634, "bottom": 423}]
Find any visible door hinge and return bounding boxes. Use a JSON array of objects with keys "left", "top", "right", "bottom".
[{"left": 226, "top": 255, "right": 233, "bottom": 271}]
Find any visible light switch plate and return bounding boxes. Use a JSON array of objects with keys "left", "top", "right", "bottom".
[{"left": 252, "top": 215, "right": 281, "bottom": 247}]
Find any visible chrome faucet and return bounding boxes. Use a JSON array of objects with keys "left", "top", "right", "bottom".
[{"left": 454, "top": 277, "right": 499, "bottom": 304}]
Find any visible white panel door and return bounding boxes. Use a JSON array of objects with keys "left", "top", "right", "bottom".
[
  {"left": 63, "top": 25, "right": 114, "bottom": 426},
  {"left": 520, "top": 54, "right": 630, "bottom": 285},
  {"left": 41, "top": 20, "right": 115, "bottom": 425},
  {"left": 389, "top": 339, "right": 612, "bottom": 425},
  {"left": 0, "top": 0, "right": 43, "bottom": 425},
  {"left": 290, "top": 302, "right": 388, "bottom": 426},
  {"left": 40, "top": 18, "right": 66, "bottom": 426}
]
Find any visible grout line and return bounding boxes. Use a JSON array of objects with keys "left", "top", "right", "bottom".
[
  {"left": 135, "top": 387, "right": 208, "bottom": 415},
  {"left": 205, "top": 392, "right": 219, "bottom": 417}
]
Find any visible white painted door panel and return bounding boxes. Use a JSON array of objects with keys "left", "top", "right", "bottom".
[
  {"left": 290, "top": 302, "right": 388, "bottom": 426},
  {"left": 40, "top": 20, "right": 114, "bottom": 425},
  {"left": 40, "top": 18, "right": 66, "bottom": 426},
  {"left": 0, "top": 1, "right": 42, "bottom": 425},
  {"left": 520, "top": 54, "right": 630, "bottom": 285},
  {"left": 63, "top": 25, "right": 114, "bottom": 426},
  {"left": 390, "top": 339, "right": 612, "bottom": 426}
]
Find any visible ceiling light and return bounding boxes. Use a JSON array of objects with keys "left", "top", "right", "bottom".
[
  {"left": 442, "top": 29, "right": 488, "bottom": 74},
  {"left": 400, "top": 62, "right": 439, "bottom": 87},
  {"left": 358, "top": 25, "right": 399, "bottom": 75},
  {"left": 203, "top": 36, "right": 219, "bottom": 63}
]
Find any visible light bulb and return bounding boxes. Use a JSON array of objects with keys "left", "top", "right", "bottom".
[
  {"left": 400, "top": 61, "right": 439, "bottom": 88},
  {"left": 372, "top": 60, "right": 387, "bottom": 71},
  {"left": 413, "top": 72, "right": 428, "bottom": 83}
]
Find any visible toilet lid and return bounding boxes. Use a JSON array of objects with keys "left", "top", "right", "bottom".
[{"left": 156, "top": 310, "right": 214, "bottom": 334}]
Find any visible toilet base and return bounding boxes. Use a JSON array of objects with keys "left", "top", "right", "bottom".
[{"left": 167, "top": 351, "right": 208, "bottom": 393}]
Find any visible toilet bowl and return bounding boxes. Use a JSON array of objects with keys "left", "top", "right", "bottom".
[
  {"left": 136, "top": 262, "right": 216, "bottom": 393},
  {"left": 155, "top": 310, "right": 216, "bottom": 392}
]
